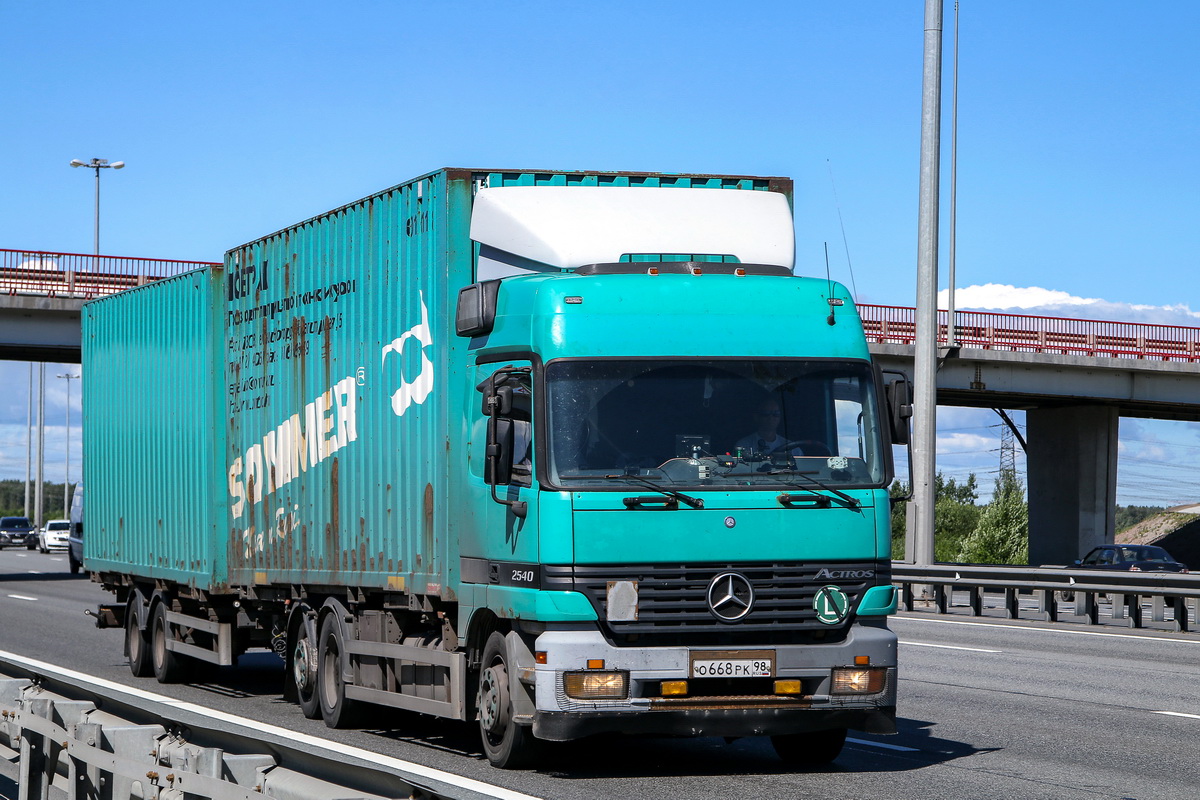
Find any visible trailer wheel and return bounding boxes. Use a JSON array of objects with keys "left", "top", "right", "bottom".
[
  {"left": 126, "top": 596, "right": 152, "bottom": 678},
  {"left": 770, "top": 728, "right": 847, "bottom": 767},
  {"left": 150, "top": 602, "right": 190, "bottom": 684},
  {"left": 290, "top": 613, "right": 321, "bottom": 719},
  {"left": 317, "top": 614, "right": 363, "bottom": 728},
  {"left": 478, "top": 632, "right": 539, "bottom": 769}
]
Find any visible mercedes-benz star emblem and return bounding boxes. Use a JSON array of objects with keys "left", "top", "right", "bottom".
[{"left": 706, "top": 572, "right": 755, "bottom": 622}]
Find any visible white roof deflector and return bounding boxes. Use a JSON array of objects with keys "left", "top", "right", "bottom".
[{"left": 470, "top": 186, "right": 794, "bottom": 280}]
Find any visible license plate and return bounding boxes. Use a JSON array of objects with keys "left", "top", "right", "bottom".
[{"left": 690, "top": 650, "right": 774, "bottom": 678}]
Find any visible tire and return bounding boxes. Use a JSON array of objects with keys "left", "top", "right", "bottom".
[
  {"left": 126, "top": 595, "right": 153, "bottom": 677},
  {"left": 770, "top": 727, "right": 848, "bottom": 767},
  {"left": 317, "top": 614, "right": 363, "bottom": 728},
  {"left": 26, "top": 540, "right": 36, "bottom": 551},
  {"left": 290, "top": 612, "right": 322, "bottom": 719},
  {"left": 478, "top": 631, "right": 539, "bottom": 769},
  {"left": 68, "top": 551, "right": 81, "bottom": 574},
  {"left": 150, "top": 601, "right": 190, "bottom": 684}
]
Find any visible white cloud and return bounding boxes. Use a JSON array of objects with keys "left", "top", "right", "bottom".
[{"left": 939, "top": 284, "right": 1200, "bottom": 326}]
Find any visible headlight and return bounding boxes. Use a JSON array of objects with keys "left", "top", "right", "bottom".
[
  {"left": 563, "top": 671, "right": 629, "bottom": 700},
  {"left": 831, "top": 667, "right": 887, "bottom": 695}
]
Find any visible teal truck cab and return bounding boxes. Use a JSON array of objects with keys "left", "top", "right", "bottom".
[
  {"left": 84, "top": 170, "right": 905, "bottom": 770},
  {"left": 457, "top": 185, "right": 902, "bottom": 766}
]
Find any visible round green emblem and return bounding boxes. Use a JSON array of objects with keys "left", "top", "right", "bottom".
[{"left": 813, "top": 585, "right": 850, "bottom": 625}]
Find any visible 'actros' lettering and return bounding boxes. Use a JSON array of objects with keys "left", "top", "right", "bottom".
[{"left": 815, "top": 568, "right": 875, "bottom": 580}]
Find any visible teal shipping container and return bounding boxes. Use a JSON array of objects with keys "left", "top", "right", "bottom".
[{"left": 82, "top": 168, "right": 904, "bottom": 769}]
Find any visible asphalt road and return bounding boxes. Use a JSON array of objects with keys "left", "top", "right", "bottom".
[{"left": 2, "top": 547, "right": 1199, "bottom": 799}]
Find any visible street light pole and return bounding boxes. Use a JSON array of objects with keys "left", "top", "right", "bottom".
[
  {"left": 57, "top": 373, "right": 79, "bottom": 518},
  {"left": 69, "top": 157, "right": 125, "bottom": 257}
]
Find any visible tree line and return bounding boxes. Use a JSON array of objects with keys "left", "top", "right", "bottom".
[
  {"left": 890, "top": 472, "right": 1165, "bottom": 565},
  {"left": 0, "top": 479, "right": 75, "bottom": 520}
]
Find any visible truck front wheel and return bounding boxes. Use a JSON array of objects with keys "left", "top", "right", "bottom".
[
  {"left": 770, "top": 728, "right": 848, "bottom": 767},
  {"left": 478, "top": 632, "right": 538, "bottom": 769}
]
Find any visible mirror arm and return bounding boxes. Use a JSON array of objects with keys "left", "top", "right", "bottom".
[{"left": 490, "top": 485, "right": 528, "bottom": 519}]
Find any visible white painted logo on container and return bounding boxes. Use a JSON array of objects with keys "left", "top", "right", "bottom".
[{"left": 381, "top": 291, "right": 435, "bottom": 417}]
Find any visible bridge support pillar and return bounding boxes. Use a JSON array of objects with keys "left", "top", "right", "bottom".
[{"left": 1027, "top": 405, "right": 1118, "bottom": 566}]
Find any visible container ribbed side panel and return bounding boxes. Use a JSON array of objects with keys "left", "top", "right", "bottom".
[
  {"left": 222, "top": 171, "right": 470, "bottom": 592},
  {"left": 82, "top": 269, "right": 220, "bottom": 586}
]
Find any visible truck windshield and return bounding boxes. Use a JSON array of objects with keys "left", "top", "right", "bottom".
[{"left": 545, "top": 359, "right": 887, "bottom": 489}]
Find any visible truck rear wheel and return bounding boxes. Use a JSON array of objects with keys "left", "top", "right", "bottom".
[
  {"left": 150, "top": 602, "right": 190, "bottom": 684},
  {"left": 317, "top": 614, "right": 363, "bottom": 728},
  {"left": 290, "top": 613, "right": 321, "bottom": 719},
  {"left": 126, "top": 596, "right": 152, "bottom": 677},
  {"left": 478, "top": 632, "right": 538, "bottom": 769},
  {"left": 770, "top": 728, "right": 847, "bottom": 767}
]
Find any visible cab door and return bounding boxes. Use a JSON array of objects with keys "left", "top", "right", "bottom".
[{"left": 464, "top": 361, "right": 540, "bottom": 582}]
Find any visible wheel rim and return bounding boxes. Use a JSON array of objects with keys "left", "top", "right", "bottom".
[
  {"left": 293, "top": 634, "right": 314, "bottom": 692},
  {"left": 128, "top": 615, "right": 141, "bottom": 662},
  {"left": 153, "top": 614, "right": 166, "bottom": 667},
  {"left": 479, "top": 661, "right": 511, "bottom": 737},
  {"left": 321, "top": 635, "right": 340, "bottom": 708}
]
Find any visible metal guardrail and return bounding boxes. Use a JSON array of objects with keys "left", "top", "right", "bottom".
[
  {"left": 0, "top": 651, "right": 531, "bottom": 800},
  {"left": 893, "top": 563, "right": 1200, "bottom": 631},
  {"left": 0, "top": 249, "right": 218, "bottom": 299},
  {"left": 859, "top": 304, "right": 1200, "bottom": 363}
]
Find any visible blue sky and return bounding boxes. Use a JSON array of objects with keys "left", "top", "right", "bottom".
[{"left": 1, "top": 2, "right": 1198, "bottom": 506}]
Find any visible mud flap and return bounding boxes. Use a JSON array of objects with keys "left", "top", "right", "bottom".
[{"left": 504, "top": 630, "right": 537, "bottom": 723}]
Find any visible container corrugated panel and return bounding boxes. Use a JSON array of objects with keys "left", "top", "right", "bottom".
[
  {"left": 82, "top": 268, "right": 224, "bottom": 588},
  {"left": 222, "top": 169, "right": 476, "bottom": 593}
]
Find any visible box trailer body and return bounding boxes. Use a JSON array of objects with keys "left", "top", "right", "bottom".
[{"left": 83, "top": 168, "right": 903, "bottom": 768}]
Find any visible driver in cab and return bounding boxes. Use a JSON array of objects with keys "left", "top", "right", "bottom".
[{"left": 736, "top": 397, "right": 803, "bottom": 458}]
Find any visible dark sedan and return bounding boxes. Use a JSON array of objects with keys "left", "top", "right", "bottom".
[
  {"left": 0, "top": 516, "right": 37, "bottom": 549},
  {"left": 1076, "top": 544, "right": 1189, "bottom": 573}
]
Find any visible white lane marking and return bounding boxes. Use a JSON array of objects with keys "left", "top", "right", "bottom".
[
  {"left": 847, "top": 737, "right": 920, "bottom": 752},
  {"left": 895, "top": 614, "right": 1200, "bottom": 645},
  {"left": 0, "top": 649, "right": 542, "bottom": 800},
  {"left": 900, "top": 640, "right": 1001, "bottom": 654},
  {"left": 7, "top": 595, "right": 38, "bottom": 601},
  {"left": 1153, "top": 711, "right": 1200, "bottom": 720}
]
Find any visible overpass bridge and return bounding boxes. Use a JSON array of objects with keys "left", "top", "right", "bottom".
[
  {"left": 4, "top": 250, "right": 1198, "bottom": 564},
  {"left": 861, "top": 303, "right": 1200, "bottom": 566},
  {"left": 0, "top": 248, "right": 218, "bottom": 361}
]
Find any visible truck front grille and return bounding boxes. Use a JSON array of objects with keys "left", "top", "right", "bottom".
[{"left": 543, "top": 561, "right": 888, "bottom": 647}]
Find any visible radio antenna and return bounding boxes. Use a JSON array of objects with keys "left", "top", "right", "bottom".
[
  {"left": 826, "top": 159, "right": 861, "bottom": 302},
  {"left": 824, "top": 242, "right": 837, "bottom": 326}
]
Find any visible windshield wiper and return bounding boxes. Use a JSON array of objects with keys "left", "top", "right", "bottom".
[
  {"left": 758, "top": 470, "right": 860, "bottom": 508},
  {"left": 604, "top": 473, "right": 705, "bottom": 509}
]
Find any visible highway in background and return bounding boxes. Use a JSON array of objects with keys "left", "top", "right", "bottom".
[{"left": 2, "top": 548, "right": 1198, "bottom": 799}]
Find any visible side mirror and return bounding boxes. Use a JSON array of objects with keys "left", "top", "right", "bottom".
[
  {"left": 455, "top": 280, "right": 501, "bottom": 337},
  {"left": 485, "top": 417, "right": 514, "bottom": 486},
  {"left": 884, "top": 374, "right": 913, "bottom": 446}
]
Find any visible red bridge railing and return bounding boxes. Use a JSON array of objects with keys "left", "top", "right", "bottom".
[
  {"left": 0, "top": 249, "right": 220, "bottom": 299},
  {"left": 858, "top": 304, "right": 1200, "bottom": 363}
]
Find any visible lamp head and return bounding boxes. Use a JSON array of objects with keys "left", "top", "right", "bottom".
[
  {"left": 70, "top": 159, "right": 86, "bottom": 167},
  {"left": 111, "top": 161, "right": 125, "bottom": 169}
]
